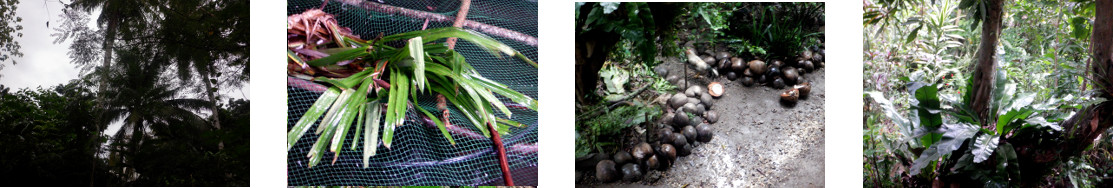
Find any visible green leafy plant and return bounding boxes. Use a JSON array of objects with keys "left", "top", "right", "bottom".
[
  {"left": 731, "top": 2, "right": 823, "bottom": 59},
  {"left": 287, "top": 26, "right": 537, "bottom": 168},
  {"left": 868, "top": 72, "right": 1073, "bottom": 185},
  {"left": 575, "top": 102, "right": 661, "bottom": 158}
]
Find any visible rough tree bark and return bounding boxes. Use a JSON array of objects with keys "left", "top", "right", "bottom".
[{"left": 970, "top": 0, "right": 1004, "bottom": 131}]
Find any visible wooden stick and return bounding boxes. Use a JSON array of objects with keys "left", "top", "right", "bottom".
[
  {"left": 331, "top": 0, "right": 537, "bottom": 46},
  {"left": 446, "top": 0, "right": 472, "bottom": 49}
]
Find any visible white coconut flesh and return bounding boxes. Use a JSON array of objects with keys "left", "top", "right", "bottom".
[{"left": 708, "top": 82, "right": 724, "bottom": 97}]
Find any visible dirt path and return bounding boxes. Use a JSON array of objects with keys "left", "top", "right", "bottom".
[{"left": 577, "top": 56, "right": 826, "bottom": 187}]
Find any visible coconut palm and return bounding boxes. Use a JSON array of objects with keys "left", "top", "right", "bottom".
[
  {"left": 98, "top": 49, "right": 212, "bottom": 183},
  {"left": 154, "top": 0, "right": 250, "bottom": 134},
  {"left": 63, "top": 1, "right": 161, "bottom": 184}
]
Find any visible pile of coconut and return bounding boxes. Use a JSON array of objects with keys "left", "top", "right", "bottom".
[
  {"left": 678, "top": 46, "right": 824, "bottom": 104},
  {"left": 575, "top": 83, "right": 719, "bottom": 183}
]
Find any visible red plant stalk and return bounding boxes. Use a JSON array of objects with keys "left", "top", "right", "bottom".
[{"left": 487, "top": 121, "right": 514, "bottom": 186}]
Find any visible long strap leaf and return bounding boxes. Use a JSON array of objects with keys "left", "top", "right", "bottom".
[
  {"left": 378, "top": 27, "right": 536, "bottom": 67},
  {"left": 288, "top": 87, "right": 341, "bottom": 151},
  {"left": 330, "top": 75, "right": 374, "bottom": 153},
  {"left": 363, "top": 101, "right": 382, "bottom": 168},
  {"left": 316, "top": 88, "right": 354, "bottom": 134},
  {"left": 416, "top": 101, "right": 454, "bottom": 145},
  {"left": 408, "top": 37, "right": 427, "bottom": 91}
]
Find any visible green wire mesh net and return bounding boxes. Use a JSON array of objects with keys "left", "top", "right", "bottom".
[{"left": 287, "top": 0, "right": 538, "bottom": 185}]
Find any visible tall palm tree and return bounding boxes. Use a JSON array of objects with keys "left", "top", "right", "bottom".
[
  {"left": 99, "top": 49, "right": 212, "bottom": 183},
  {"left": 65, "top": 0, "right": 159, "bottom": 184},
  {"left": 154, "top": 0, "right": 249, "bottom": 135}
]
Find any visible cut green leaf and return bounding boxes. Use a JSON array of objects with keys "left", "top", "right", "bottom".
[
  {"left": 288, "top": 87, "right": 341, "bottom": 151},
  {"left": 363, "top": 101, "right": 382, "bottom": 168}
]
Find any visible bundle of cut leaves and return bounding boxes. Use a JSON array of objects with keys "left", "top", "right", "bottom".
[{"left": 286, "top": 8, "right": 538, "bottom": 168}]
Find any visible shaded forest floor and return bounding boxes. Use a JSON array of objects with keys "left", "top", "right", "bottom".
[{"left": 576, "top": 55, "right": 825, "bottom": 187}]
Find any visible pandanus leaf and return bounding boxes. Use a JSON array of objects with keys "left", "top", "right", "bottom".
[
  {"left": 291, "top": 25, "right": 536, "bottom": 169},
  {"left": 378, "top": 27, "right": 536, "bottom": 67},
  {"left": 408, "top": 37, "right": 427, "bottom": 91},
  {"left": 351, "top": 102, "right": 365, "bottom": 151},
  {"left": 307, "top": 112, "right": 338, "bottom": 168},
  {"left": 288, "top": 87, "right": 341, "bottom": 151},
  {"left": 415, "top": 102, "right": 456, "bottom": 145},
  {"left": 331, "top": 75, "right": 374, "bottom": 153},
  {"left": 307, "top": 46, "right": 371, "bottom": 66},
  {"left": 382, "top": 68, "right": 410, "bottom": 148},
  {"left": 316, "top": 88, "right": 354, "bottom": 134},
  {"left": 288, "top": 49, "right": 309, "bottom": 67},
  {"left": 363, "top": 101, "right": 382, "bottom": 168}
]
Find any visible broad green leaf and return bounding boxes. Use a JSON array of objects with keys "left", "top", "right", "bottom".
[
  {"left": 1005, "top": 93, "right": 1036, "bottom": 114},
  {"left": 1070, "top": 17, "right": 1091, "bottom": 40},
  {"left": 289, "top": 87, "right": 342, "bottom": 151},
  {"left": 904, "top": 24, "right": 923, "bottom": 44},
  {"left": 997, "top": 143, "right": 1019, "bottom": 176},
  {"left": 1024, "top": 116, "right": 1062, "bottom": 131},
  {"left": 997, "top": 108, "right": 1034, "bottom": 135},
  {"left": 972, "top": 134, "right": 999, "bottom": 163},
  {"left": 867, "top": 91, "right": 911, "bottom": 128},
  {"left": 910, "top": 123, "right": 979, "bottom": 175},
  {"left": 600, "top": 2, "right": 620, "bottom": 14},
  {"left": 912, "top": 83, "right": 943, "bottom": 129}
]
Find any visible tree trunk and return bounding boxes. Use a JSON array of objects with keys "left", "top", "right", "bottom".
[
  {"left": 92, "top": 11, "right": 119, "bottom": 186},
  {"left": 201, "top": 64, "right": 223, "bottom": 150},
  {"left": 574, "top": 2, "right": 619, "bottom": 105},
  {"left": 574, "top": 31, "right": 619, "bottom": 105},
  {"left": 1008, "top": 0, "right": 1113, "bottom": 185},
  {"left": 970, "top": 0, "right": 1004, "bottom": 131},
  {"left": 1093, "top": 0, "right": 1113, "bottom": 98}
]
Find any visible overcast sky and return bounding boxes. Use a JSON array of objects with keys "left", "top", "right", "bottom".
[
  {"left": 0, "top": 0, "right": 249, "bottom": 97},
  {"left": 0, "top": 0, "right": 78, "bottom": 90},
  {"left": 1, "top": 0, "right": 250, "bottom": 143}
]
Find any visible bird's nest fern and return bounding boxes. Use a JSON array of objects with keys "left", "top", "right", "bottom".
[{"left": 286, "top": 9, "right": 537, "bottom": 168}]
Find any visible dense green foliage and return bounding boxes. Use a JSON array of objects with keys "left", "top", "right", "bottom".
[
  {"left": 0, "top": 81, "right": 249, "bottom": 186},
  {"left": 864, "top": 0, "right": 1112, "bottom": 186},
  {"left": 684, "top": 2, "right": 823, "bottom": 59},
  {"left": 576, "top": 2, "right": 664, "bottom": 66},
  {"left": 0, "top": 0, "right": 249, "bottom": 186},
  {"left": 0, "top": 0, "right": 21, "bottom": 75}
]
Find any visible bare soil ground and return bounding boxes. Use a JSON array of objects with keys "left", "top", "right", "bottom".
[{"left": 576, "top": 56, "right": 826, "bottom": 187}]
